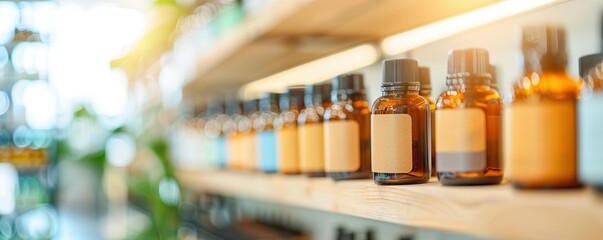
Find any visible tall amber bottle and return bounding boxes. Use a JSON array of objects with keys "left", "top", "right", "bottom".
[
  {"left": 372, "top": 59, "right": 430, "bottom": 185},
  {"left": 505, "top": 26, "right": 580, "bottom": 189},
  {"left": 275, "top": 86, "right": 305, "bottom": 174},
  {"left": 224, "top": 99, "right": 244, "bottom": 170},
  {"left": 298, "top": 82, "right": 331, "bottom": 176},
  {"left": 419, "top": 67, "right": 436, "bottom": 176},
  {"left": 240, "top": 99, "right": 259, "bottom": 171},
  {"left": 324, "top": 74, "right": 371, "bottom": 180},
  {"left": 436, "top": 48, "right": 503, "bottom": 186},
  {"left": 579, "top": 54, "right": 603, "bottom": 192}
]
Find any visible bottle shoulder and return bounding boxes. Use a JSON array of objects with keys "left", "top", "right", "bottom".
[
  {"left": 510, "top": 71, "right": 579, "bottom": 103},
  {"left": 372, "top": 94, "right": 430, "bottom": 114},
  {"left": 325, "top": 100, "right": 370, "bottom": 120}
]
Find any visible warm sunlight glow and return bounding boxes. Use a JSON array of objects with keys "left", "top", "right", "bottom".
[{"left": 381, "top": 0, "right": 564, "bottom": 56}]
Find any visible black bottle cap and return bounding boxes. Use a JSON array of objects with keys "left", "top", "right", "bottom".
[
  {"left": 321, "top": 81, "right": 332, "bottom": 104},
  {"left": 579, "top": 54, "right": 603, "bottom": 78},
  {"left": 259, "top": 92, "right": 280, "bottom": 112},
  {"left": 243, "top": 99, "right": 259, "bottom": 115},
  {"left": 521, "top": 25, "right": 568, "bottom": 70},
  {"left": 207, "top": 100, "right": 224, "bottom": 116},
  {"left": 418, "top": 66, "right": 431, "bottom": 91},
  {"left": 333, "top": 73, "right": 365, "bottom": 94},
  {"left": 225, "top": 98, "right": 242, "bottom": 116},
  {"left": 280, "top": 85, "right": 305, "bottom": 110},
  {"left": 382, "top": 58, "right": 419, "bottom": 86},
  {"left": 447, "top": 48, "right": 491, "bottom": 80},
  {"left": 489, "top": 65, "right": 498, "bottom": 89},
  {"left": 304, "top": 83, "right": 322, "bottom": 106}
]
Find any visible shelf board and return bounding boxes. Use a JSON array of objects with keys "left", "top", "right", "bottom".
[
  {"left": 177, "top": 170, "right": 603, "bottom": 239},
  {"left": 183, "top": 0, "right": 500, "bottom": 102}
]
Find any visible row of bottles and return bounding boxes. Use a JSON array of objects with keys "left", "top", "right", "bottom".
[{"left": 175, "top": 24, "right": 603, "bottom": 191}]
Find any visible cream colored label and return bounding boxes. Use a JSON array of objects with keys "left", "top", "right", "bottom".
[
  {"left": 299, "top": 124, "right": 324, "bottom": 172},
  {"left": 240, "top": 133, "right": 257, "bottom": 171},
  {"left": 276, "top": 127, "right": 299, "bottom": 173},
  {"left": 227, "top": 135, "right": 243, "bottom": 169},
  {"left": 504, "top": 101, "right": 577, "bottom": 183},
  {"left": 371, "top": 114, "right": 412, "bottom": 173},
  {"left": 324, "top": 121, "right": 360, "bottom": 172},
  {"left": 435, "top": 108, "right": 486, "bottom": 172}
]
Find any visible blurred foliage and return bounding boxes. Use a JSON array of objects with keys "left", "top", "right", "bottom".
[{"left": 56, "top": 106, "right": 181, "bottom": 240}]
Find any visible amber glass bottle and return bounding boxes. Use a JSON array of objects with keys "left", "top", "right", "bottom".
[
  {"left": 275, "top": 86, "right": 305, "bottom": 174},
  {"left": 436, "top": 48, "right": 503, "bottom": 186},
  {"left": 506, "top": 26, "right": 580, "bottom": 189},
  {"left": 224, "top": 99, "right": 244, "bottom": 170},
  {"left": 372, "top": 59, "right": 430, "bottom": 185},
  {"left": 489, "top": 65, "right": 499, "bottom": 91},
  {"left": 240, "top": 99, "right": 259, "bottom": 171},
  {"left": 579, "top": 54, "right": 603, "bottom": 192},
  {"left": 419, "top": 67, "right": 436, "bottom": 176},
  {"left": 298, "top": 82, "right": 331, "bottom": 176},
  {"left": 324, "top": 74, "right": 371, "bottom": 180}
]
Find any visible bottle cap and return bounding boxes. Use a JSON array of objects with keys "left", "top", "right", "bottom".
[
  {"left": 382, "top": 58, "right": 420, "bottom": 86},
  {"left": 321, "top": 81, "right": 332, "bottom": 104},
  {"left": 207, "top": 99, "right": 225, "bottom": 116},
  {"left": 489, "top": 65, "right": 498, "bottom": 89},
  {"left": 304, "top": 83, "right": 321, "bottom": 107},
  {"left": 579, "top": 54, "right": 603, "bottom": 78},
  {"left": 333, "top": 73, "right": 365, "bottom": 94},
  {"left": 243, "top": 99, "right": 259, "bottom": 115},
  {"left": 418, "top": 66, "right": 431, "bottom": 91},
  {"left": 225, "top": 98, "right": 242, "bottom": 116},
  {"left": 280, "top": 85, "right": 305, "bottom": 110},
  {"left": 521, "top": 25, "right": 568, "bottom": 70},
  {"left": 447, "top": 48, "right": 491, "bottom": 79},
  {"left": 259, "top": 92, "right": 280, "bottom": 113}
]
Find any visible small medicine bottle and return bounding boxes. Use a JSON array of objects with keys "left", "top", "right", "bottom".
[
  {"left": 298, "top": 82, "right": 329, "bottom": 176},
  {"left": 275, "top": 86, "right": 305, "bottom": 174},
  {"left": 436, "top": 48, "right": 503, "bottom": 186},
  {"left": 505, "top": 26, "right": 580, "bottom": 189},
  {"left": 579, "top": 54, "right": 603, "bottom": 192},
  {"left": 255, "top": 93, "right": 280, "bottom": 173},
  {"left": 371, "top": 59, "right": 431, "bottom": 185},
  {"left": 418, "top": 67, "right": 436, "bottom": 176},
  {"left": 324, "top": 74, "right": 371, "bottom": 180}
]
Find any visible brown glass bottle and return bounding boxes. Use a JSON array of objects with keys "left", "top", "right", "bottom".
[
  {"left": 324, "top": 74, "right": 371, "bottom": 180},
  {"left": 275, "top": 86, "right": 305, "bottom": 174},
  {"left": 419, "top": 67, "right": 436, "bottom": 177},
  {"left": 224, "top": 99, "right": 244, "bottom": 170},
  {"left": 298, "top": 82, "right": 331, "bottom": 176},
  {"left": 372, "top": 59, "right": 430, "bottom": 185},
  {"left": 240, "top": 99, "right": 259, "bottom": 171},
  {"left": 436, "top": 48, "right": 503, "bottom": 186},
  {"left": 506, "top": 26, "right": 580, "bottom": 189}
]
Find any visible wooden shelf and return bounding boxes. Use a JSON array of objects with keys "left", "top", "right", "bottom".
[
  {"left": 183, "top": 0, "right": 499, "bottom": 102},
  {"left": 177, "top": 170, "right": 603, "bottom": 239}
]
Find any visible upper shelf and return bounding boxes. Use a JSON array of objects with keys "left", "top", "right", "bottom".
[
  {"left": 183, "top": 0, "right": 500, "bottom": 101},
  {"left": 177, "top": 170, "right": 603, "bottom": 239}
]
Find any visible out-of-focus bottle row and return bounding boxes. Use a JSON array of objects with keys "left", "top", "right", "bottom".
[{"left": 172, "top": 24, "right": 603, "bottom": 192}]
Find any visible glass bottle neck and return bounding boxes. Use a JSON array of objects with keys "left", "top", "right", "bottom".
[{"left": 332, "top": 91, "right": 366, "bottom": 102}]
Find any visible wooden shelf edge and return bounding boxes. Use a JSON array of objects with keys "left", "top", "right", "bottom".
[{"left": 177, "top": 170, "right": 603, "bottom": 239}]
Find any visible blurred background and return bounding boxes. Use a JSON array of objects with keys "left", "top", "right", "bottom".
[{"left": 0, "top": 0, "right": 602, "bottom": 239}]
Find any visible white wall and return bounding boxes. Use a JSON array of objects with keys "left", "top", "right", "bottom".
[{"left": 359, "top": 0, "right": 603, "bottom": 103}]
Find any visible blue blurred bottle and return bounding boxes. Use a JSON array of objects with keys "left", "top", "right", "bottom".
[{"left": 256, "top": 93, "right": 280, "bottom": 173}]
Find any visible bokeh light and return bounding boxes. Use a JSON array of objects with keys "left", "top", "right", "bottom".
[
  {"left": 106, "top": 133, "right": 136, "bottom": 167},
  {"left": 0, "top": 91, "right": 9, "bottom": 116}
]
